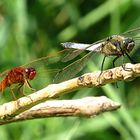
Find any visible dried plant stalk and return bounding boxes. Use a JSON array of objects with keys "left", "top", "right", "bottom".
[{"left": 0, "top": 96, "right": 120, "bottom": 125}]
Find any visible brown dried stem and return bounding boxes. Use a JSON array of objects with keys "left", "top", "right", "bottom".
[
  {"left": 0, "top": 63, "right": 139, "bottom": 121},
  {"left": 0, "top": 96, "right": 120, "bottom": 125}
]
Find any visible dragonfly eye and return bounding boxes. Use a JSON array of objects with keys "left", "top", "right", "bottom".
[
  {"left": 25, "top": 68, "right": 36, "bottom": 80},
  {"left": 123, "top": 38, "right": 135, "bottom": 52}
]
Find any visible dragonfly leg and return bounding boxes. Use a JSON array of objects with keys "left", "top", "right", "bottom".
[
  {"left": 122, "top": 54, "right": 133, "bottom": 71},
  {"left": 116, "top": 43, "right": 127, "bottom": 69},
  {"left": 10, "top": 88, "right": 17, "bottom": 100},
  {"left": 19, "top": 81, "right": 34, "bottom": 102},
  {"left": 112, "top": 56, "right": 119, "bottom": 68},
  {"left": 122, "top": 55, "right": 126, "bottom": 70},
  {"left": 101, "top": 56, "right": 106, "bottom": 70},
  {"left": 112, "top": 56, "right": 120, "bottom": 88},
  {"left": 99, "top": 56, "right": 106, "bottom": 76},
  {"left": 16, "top": 83, "right": 26, "bottom": 97},
  {"left": 125, "top": 52, "right": 135, "bottom": 64},
  {"left": 24, "top": 79, "right": 36, "bottom": 92},
  {"left": 17, "top": 80, "right": 35, "bottom": 97},
  {"left": 97, "top": 56, "right": 106, "bottom": 83},
  {"left": 121, "top": 55, "right": 129, "bottom": 71},
  {"left": 116, "top": 44, "right": 132, "bottom": 70}
]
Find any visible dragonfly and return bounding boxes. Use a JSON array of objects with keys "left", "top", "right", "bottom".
[
  {"left": 0, "top": 67, "right": 36, "bottom": 99},
  {"left": 0, "top": 28, "right": 140, "bottom": 99},
  {"left": 55, "top": 27, "right": 140, "bottom": 82},
  {"left": 0, "top": 50, "right": 70, "bottom": 99}
]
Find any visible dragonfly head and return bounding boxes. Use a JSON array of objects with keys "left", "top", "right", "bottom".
[
  {"left": 25, "top": 68, "right": 36, "bottom": 80},
  {"left": 123, "top": 38, "right": 135, "bottom": 53}
]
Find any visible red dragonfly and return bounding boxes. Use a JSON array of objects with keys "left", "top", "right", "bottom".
[
  {"left": 0, "top": 67, "right": 36, "bottom": 99},
  {"left": 0, "top": 49, "right": 89, "bottom": 99}
]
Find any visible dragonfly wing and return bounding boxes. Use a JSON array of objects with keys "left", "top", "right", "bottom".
[
  {"left": 121, "top": 27, "right": 140, "bottom": 37},
  {"left": 122, "top": 27, "right": 140, "bottom": 50},
  {"left": 61, "top": 42, "right": 102, "bottom": 51},
  {"left": 54, "top": 51, "right": 93, "bottom": 83},
  {"left": 61, "top": 42, "right": 102, "bottom": 62},
  {"left": 61, "top": 42, "right": 91, "bottom": 50},
  {"left": 61, "top": 49, "right": 85, "bottom": 62},
  {"left": 0, "top": 70, "right": 9, "bottom": 77}
]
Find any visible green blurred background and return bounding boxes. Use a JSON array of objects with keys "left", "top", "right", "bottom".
[{"left": 0, "top": 0, "right": 140, "bottom": 140}]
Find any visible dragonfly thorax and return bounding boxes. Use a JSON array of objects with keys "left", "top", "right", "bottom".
[{"left": 101, "top": 35, "right": 135, "bottom": 56}]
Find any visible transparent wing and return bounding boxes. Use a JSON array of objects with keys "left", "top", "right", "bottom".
[
  {"left": 54, "top": 51, "right": 93, "bottom": 83},
  {"left": 121, "top": 27, "right": 140, "bottom": 37},
  {"left": 8, "top": 49, "right": 77, "bottom": 88},
  {"left": 61, "top": 48, "right": 85, "bottom": 62},
  {"left": 61, "top": 41, "right": 104, "bottom": 62}
]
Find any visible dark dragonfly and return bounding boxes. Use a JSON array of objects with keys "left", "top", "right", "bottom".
[{"left": 54, "top": 28, "right": 140, "bottom": 83}]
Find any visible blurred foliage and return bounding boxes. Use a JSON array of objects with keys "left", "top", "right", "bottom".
[{"left": 0, "top": 0, "right": 140, "bottom": 140}]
